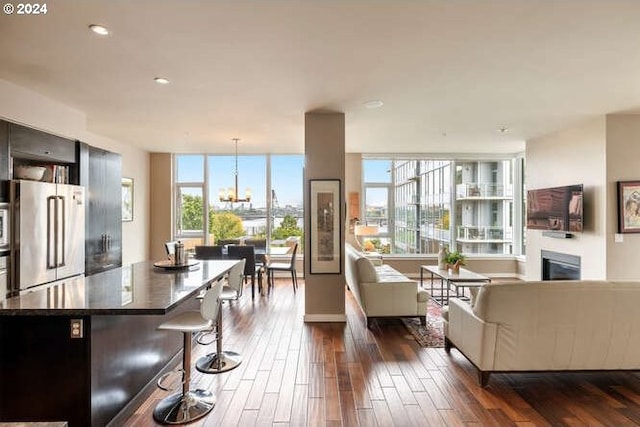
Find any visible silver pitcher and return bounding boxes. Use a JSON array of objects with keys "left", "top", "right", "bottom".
[{"left": 174, "top": 241, "right": 185, "bottom": 265}]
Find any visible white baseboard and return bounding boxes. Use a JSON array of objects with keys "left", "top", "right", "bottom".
[{"left": 303, "top": 314, "right": 347, "bottom": 323}]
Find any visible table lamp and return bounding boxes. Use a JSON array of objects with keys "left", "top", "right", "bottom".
[{"left": 354, "top": 222, "right": 379, "bottom": 252}]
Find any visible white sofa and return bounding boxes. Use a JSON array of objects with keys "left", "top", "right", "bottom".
[
  {"left": 444, "top": 280, "right": 640, "bottom": 386},
  {"left": 345, "top": 243, "right": 429, "bottom": 327}
]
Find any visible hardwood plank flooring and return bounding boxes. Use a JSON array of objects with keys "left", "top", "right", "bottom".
[{"left": 123, "top": 278, "right": 640, "bottom": 426}]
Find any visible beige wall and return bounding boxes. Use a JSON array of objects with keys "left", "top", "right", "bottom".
[
  {"left": 526, "top": 116, "right": 611, "bottom": 280},
  {"left": 304, "top": 112, "right": 346, "bottom": 322},
  {"left": 344, "top": 153, "right": 361, "bottom": 248},
  {"left": 149, "top": 153, "right": 173, "bottom": 261},
  {"left": 0, "top": 79, "right": 150, "bottom": 265},
  {"left": 606, "top": 114, "right": 640, "bottom": 280}
]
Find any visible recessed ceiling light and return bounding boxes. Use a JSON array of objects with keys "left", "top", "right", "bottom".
[
  {"left": 88, "top": 24, "right": 110, "bottom": 36},
  {"left": 363, "top": 100, "right": 384, "bottom": 109},
  {"left": 154, "top": 77, "right": 170, "bottom": 85}
]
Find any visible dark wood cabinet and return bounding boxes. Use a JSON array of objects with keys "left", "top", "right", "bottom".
[
  {"left": 0, "top": 121, "right": 10, "bottom": 201},
  {"left": 79, "top": 143, "right": 122, "bottom": 275},
  {"left": 9, "top": 122, "right": 76, "bottom": 163}
]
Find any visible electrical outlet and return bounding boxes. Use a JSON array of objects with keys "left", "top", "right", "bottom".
[{"left": 70, "top": 319, "right": 83, "bottom": 339}]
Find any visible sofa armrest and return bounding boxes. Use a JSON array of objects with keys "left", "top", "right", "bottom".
[
  {"left": 445, "top": 298, "right": 498, "bottom": 371},
  {"left": 361, "top": 280, "right": 420, "bottom": 316},
  {"left": 369, "top": 257, "right": 383, "bottom": 266}
]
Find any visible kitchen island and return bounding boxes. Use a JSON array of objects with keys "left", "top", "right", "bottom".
[{"left": 0, "top": 259, "right": 239, "bottom": 427}]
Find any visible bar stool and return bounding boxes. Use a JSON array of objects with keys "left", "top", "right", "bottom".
[
  {"left": 153, "top": 280, "right": 224, "bottom": 425},
  {"left": 196, "top": 259, "right": 244, "bottom": 374}
]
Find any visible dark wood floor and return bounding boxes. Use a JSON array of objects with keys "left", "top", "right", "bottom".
[{"left": 124, "top": 278, "right": 640, "bottom": 426}]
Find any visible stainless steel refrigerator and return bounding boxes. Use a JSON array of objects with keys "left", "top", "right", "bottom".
[{"left": 10, "top": 180, "right": 85, "bottom": 291}]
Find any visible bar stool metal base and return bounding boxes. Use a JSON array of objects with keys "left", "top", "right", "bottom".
[
  {"left": 195, "top": 350, "right": 242, "bottom": 374},
  {"left": 153, "top": 388, "right": 215, "bottom": 425}
]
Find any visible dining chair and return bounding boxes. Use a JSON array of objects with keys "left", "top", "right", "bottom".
[
  {"left": 267, "top": 242, "right": 299, "bottom": 293},
  {"left": 216, "top": 238, "right": 241, "bottom": 246},
  {"left": 244, "top": 238, "right": 267, "bottom": 249},
  {"left": 244, "top": 239, "right": 267, "bottom": 284},
  {"left": 194, "top": 245, "right": 224, "bottom": 260},
  {"left": 227, "top": 245, "right": 259, "bottom": 298}
]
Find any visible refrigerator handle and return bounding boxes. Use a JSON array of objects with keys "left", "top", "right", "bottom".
[
  {"left": 58, "top": 196, "right": 66, "bottom": 268},
  {"left": 47, "top": 196, "right": 56, "bottom": 270}
]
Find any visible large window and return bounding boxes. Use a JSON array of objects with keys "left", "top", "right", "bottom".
[
  {"left": 271, "top": 155, "right": 304, "bottom": 244},
  {"left": 362, "top": 156, "right": 519, "bottom": 256},
  {"left": 362, "top": 159, "right": 391, "bottom": 253},
  {"left": 175, "top": 155, "right": 205, "bottom": 242},
  {"left": 174, "top": 154, "right": 304, "bottom": 252}
]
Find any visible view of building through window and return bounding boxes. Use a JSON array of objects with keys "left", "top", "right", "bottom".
[
  {"left": 363, "top": 157, "right": 520, "bottom": 255},
  {"left": 174, "top": 154, "right": 522, "bottom": 257},
  {"left": 174, "top": 154, "right": 304, "bottom": 252}
]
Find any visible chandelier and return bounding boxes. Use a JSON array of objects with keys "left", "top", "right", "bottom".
[{"left": 218, "top": 138, "right": 252, "bottom": 203}]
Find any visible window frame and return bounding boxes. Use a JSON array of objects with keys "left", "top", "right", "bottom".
[{"left": 361, "top": 154, "right": 522, "bottom": 257}]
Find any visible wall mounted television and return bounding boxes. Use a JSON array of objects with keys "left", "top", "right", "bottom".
[{"left": 526, "top": 184, "right": 583, "bottom": 232}]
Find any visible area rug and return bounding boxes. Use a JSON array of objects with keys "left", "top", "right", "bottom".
[{"left": 401, "top": 301, "right": 444, "bottom": 348}]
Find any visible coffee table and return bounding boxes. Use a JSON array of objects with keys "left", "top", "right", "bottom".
[{"left": 420, "top": 265, "right": 491, "bottom": 305}]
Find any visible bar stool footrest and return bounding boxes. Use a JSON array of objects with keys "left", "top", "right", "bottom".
[{"left": 156, "top": 368, "right": 184, "bottom": 392}]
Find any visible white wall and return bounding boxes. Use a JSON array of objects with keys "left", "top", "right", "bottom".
[
  {"left": 525, "top": 117, "right": 607, "bottom": 280},
  {"left": 0, "top": 79, "right": 149, "bottom": 265}
]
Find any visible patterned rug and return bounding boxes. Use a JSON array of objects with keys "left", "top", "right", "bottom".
[{"left": 401, "top": 301, "right": 444, "bottom": 347}]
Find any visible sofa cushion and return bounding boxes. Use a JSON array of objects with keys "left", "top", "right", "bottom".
[
  {"left": 375, "top": 264, "right": 409, "bottom": 281},
  {"left": 356, "top": 257, "right": 379, "bottom": 283}
]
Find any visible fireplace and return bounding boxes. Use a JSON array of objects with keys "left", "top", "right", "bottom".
[{"left": 541, "top": 250, "right": 581, "bottom": 280}]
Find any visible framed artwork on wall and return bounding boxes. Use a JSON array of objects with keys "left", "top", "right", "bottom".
[
  {"left": 309, "top": 179, "right": 341, "bottom": 274},
  {"left": 122, "top": 177, "right": 134, "bottom": 222},
  {"left": 617, "top": 180, "right": 640, "bottom": 233}
]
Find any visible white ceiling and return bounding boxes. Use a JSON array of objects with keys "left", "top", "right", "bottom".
[{"left": 1, "top": 0, "right": 640, "bottom": 155}]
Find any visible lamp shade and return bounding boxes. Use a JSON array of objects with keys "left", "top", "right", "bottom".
[{"left": 354, "top": 224, "right": 379, "bottom": 236}]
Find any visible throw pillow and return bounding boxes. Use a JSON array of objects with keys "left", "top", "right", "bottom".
[{"left": 356, "top": 257, "right": 379, "bottom": 283}]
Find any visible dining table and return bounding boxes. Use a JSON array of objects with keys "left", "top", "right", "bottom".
[{"left": 199, "top": 245, "right": 293, "bottom": 296}]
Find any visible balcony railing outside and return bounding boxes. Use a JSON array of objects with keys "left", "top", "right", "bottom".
[
  {"left": 456, "top": 225, "right": 512, "bottom": 241},
  {"left": 456, "top": 183, "right": 513, "bottom": 199}
]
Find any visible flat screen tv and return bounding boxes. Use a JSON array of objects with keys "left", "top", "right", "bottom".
[{"left": 526, "top": 184, "right": 583, "bottom": 232}]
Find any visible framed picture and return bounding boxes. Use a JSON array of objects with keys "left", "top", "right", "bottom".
[
  {"left": 617, "top": 180, "right": 640, "bottom": 233},
  {"left": 121, "top": 177, "right": 134, "bottom": 222},
  {"left": 309, "top": 179, "right": 341, "bottom": 274}
]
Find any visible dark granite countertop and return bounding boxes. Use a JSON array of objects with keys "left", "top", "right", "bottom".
[{"left": 0, "top": 259, "right": 239, "bottom": 315}]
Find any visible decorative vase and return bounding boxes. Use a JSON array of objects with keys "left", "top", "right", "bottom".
[
  {"left": 437, "top": 246, "right": 447, "bottom": 269},
  {"left": 447, "top": 261, "right": 461, "bottom": 274}
]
